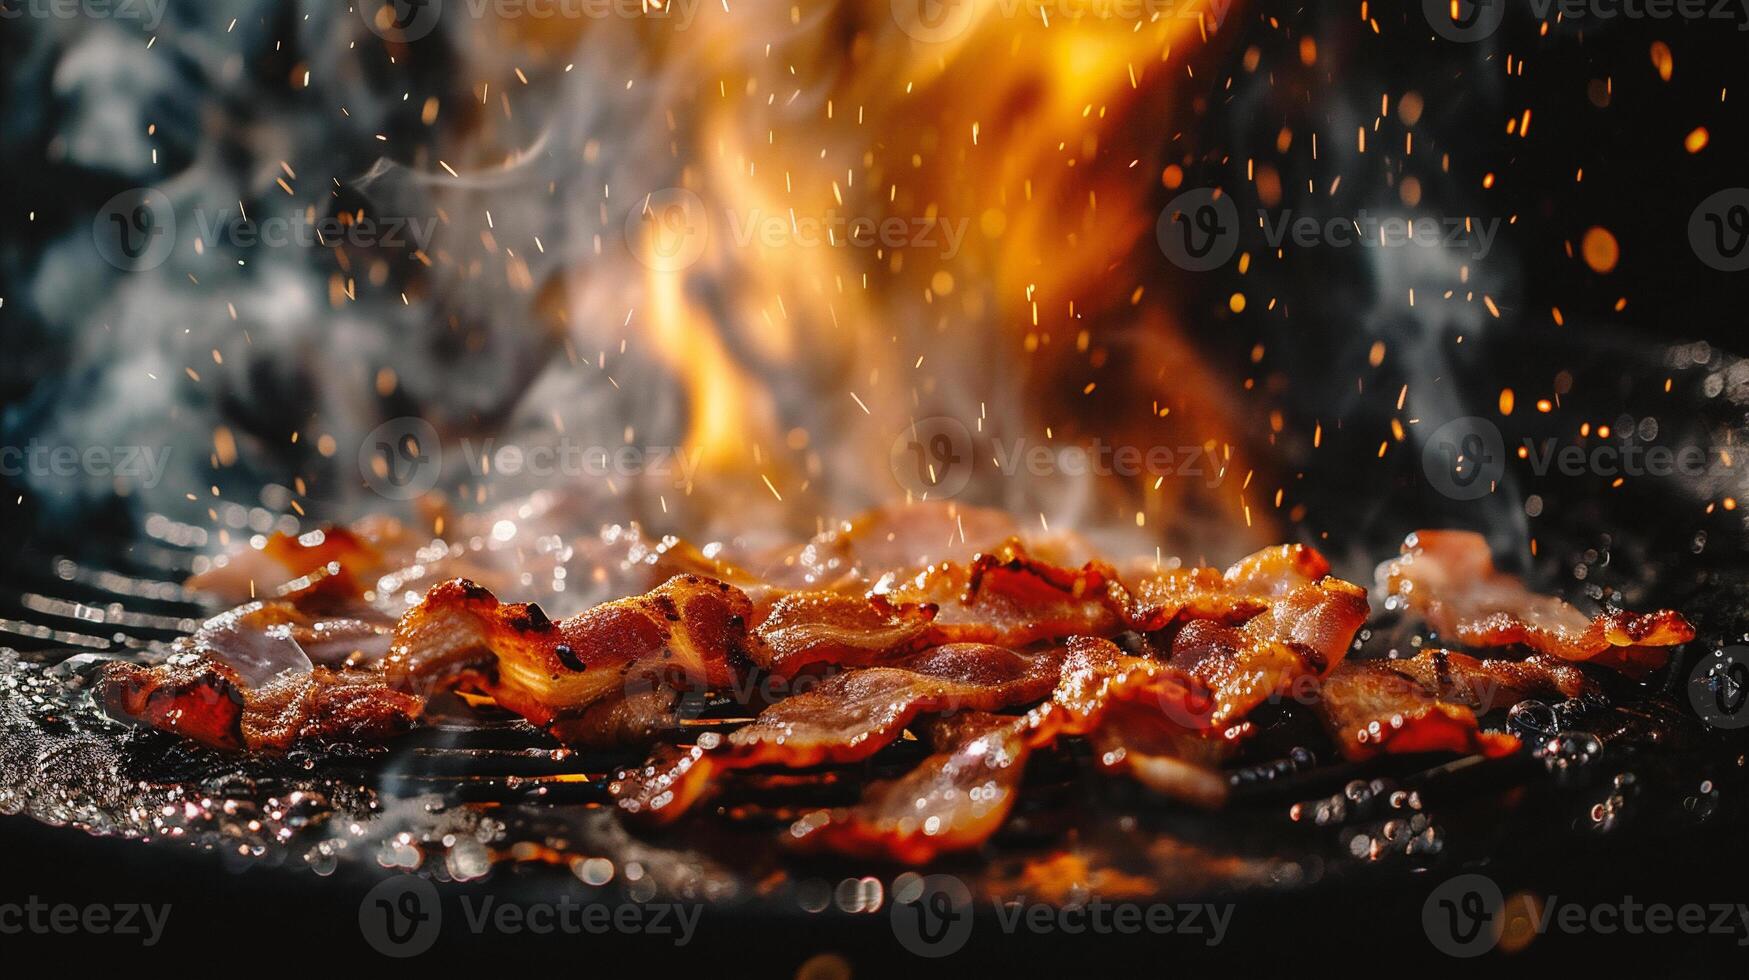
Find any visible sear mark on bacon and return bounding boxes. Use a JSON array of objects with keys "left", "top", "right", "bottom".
[
  {"left": 1315, "top": 648, "right": 1597, "bottom": 761},
  {"left": 609, "top": 643, "right": 1064, "bottom": 823},
  {"left": 384, "top": 574, "right": 753, "bottom": 736},
  {"left": 1378, "top": 531, "right": 1694, "bottom": 675},
  {"left": 97, "top": 601, "right": 419, "bottom": 752}
]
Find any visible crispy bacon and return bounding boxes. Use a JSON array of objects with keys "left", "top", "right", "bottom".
[
  {"left": 97, "top": 601, "right": 419, "bottom": 752},
  {"left": 749, "top": 592, "right": 938, "bottom": 678},
  {"left": 383, "top": 574, "right": 752, "bottom": 733},
  {"left": 747, "top": 539, "right": 1133, "bottom": 680},
  {"left": 1127, "top": 543, "right": 1333, "bottom": 631},
  {"left": 1025, "top": 636, "right": 1237, "bottom": 806},
  {"left": 1165, "top": 578, "right": 1371, "bottom": 726},
  {"left": 1378, "top": 531, "right": 1694, "bottom": 675},
  {"left": 609, "top": 643, "right": 1063, "bottom": 822},
  {"left": 785, "top": 637, "right": 1237, "bottom": 861},
  {"left": 784, "top": 711, "right": 1033, "bottom": 863},
  {"left": 116, "top": 502, "right": 1703, "bottom": 868},
  {"left": 872, "top": 539, "right": 1132, "bottom": 646},
  {"left": 1313, "top": 648, "right": 1592, "bottom": 760}
]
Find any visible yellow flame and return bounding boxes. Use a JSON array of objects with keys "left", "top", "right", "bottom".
[{"left": 580, "top": 2, "right": 1251, "bottom": 537}]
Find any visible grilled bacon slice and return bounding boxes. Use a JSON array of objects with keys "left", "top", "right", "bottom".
[
  {"left": 785, "top": 637, "right": 1236, "bottom": 861},
  {"left": 1313, "top": 648, "right": 1593, "bottom": 760},
  {"left": 747, "top": 539, "right": 1133, "bottom": 679},
  {"left": 784, "top": 711, "right": 1034, "bottom": 863},
  {"left": 871, "top": 539, "right": 1132, "bottom": 646},
  {"left": 1127, "top": 543, "right": 1333, "bottom": 631},
  {"left": 1165, "top": 577, "right": 1371, "bottom": 727},
  {"left": 1026, "top": 636, "right": 1237, "bottom": 806},
  {"left": 383, "top": 574, "right": 752, "bottom": 733},
  {"left": 97, "top": 601, "right": 419, "bottom": 752},
  {"left": 749, "top": 592, "right": 938, "bottom": 678},
  {"left": 609, "top": 643, "right": 1064, "bottom": 822},
  {"left": 1378, "top": 531, "right": 1694, "bottom": 675}
]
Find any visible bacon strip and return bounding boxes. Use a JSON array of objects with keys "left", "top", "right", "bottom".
[
  {"left": 383, "top": 574, "right": 752, "bottom": 733},
  {"left": 1315, "top": 649, "right": 1594, "bottom": 760},
  {"left": 609, "top": 643, "right": 1063, "bottom": 822},
  {"left": 746, "top": 540, "right": 1134, "bottom": 680},
  {"left": 1127, "top": 543, "right": 1333, "bottom": 631},
  {"left": 749, "top": 592, "right": 938, "bottom": 678},
  {"left": 1378, "top": 531, "right": 1694, "bottom": 675},
  {"left": 784, "top": 637, "right": 1239, "bottom": 861},
  {"left": 872, "top": 540, "right": 1133, "bottom": 647},
  {"left": 1165, "top": 577, "right": 1371, "bottom": 726},
  {"left": 97, "top": 601, "right": 419, "bottom": 752},
  {"left": 784, "top": 711, "right": 1033, "bottom": 863}
]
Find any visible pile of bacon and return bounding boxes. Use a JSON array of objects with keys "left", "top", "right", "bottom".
[{"left": 95, "top": 503, "right": 1694, "bottom": 862}]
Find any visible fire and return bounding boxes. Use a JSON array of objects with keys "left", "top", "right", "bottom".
[{"left": 549, "top": 2, "right": 1261, "bottom": 548}]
